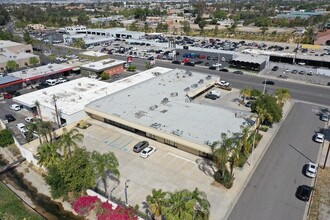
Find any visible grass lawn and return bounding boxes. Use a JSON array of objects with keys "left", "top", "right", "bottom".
[{"left": 0, "top": 182, "right": 44, "bottom": 220}]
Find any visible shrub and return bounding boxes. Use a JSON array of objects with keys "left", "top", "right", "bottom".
[
  {"left": 97, "top": 202, "right": 138, "bottom": 220},
  {"left": 100, "top": 72, "right": 110, "bottom": 80},
  {"left": 127, "top": 65, "right": 137, "bottom": 72},
  {"left": 74, "top": 196, "right": 100, "bottom": 216},
  {"left": 259, "top": 125, "right": 269, "bottom": 132},
  {"left": 214, "top": 170, "right": 234, "bottom": 189},
  {"left": 0, "top": 129, "right": 14, "bottom": 147},
  {"left": 237, "top": 153, "right": 248, "bottom": 168}
]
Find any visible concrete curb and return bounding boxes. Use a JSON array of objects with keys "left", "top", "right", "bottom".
[{"left": 223, "top": 101, "right": 294, "bottom": 220}]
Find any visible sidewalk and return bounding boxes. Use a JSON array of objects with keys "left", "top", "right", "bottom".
[
  {"left": 318, "top": 119, "right": 330, "bottom": 168},
  {"left": 222, "top": 100, "right": 293, "bottom": 220}
]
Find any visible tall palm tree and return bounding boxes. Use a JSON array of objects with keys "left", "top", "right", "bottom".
[
  {"left": 240, "top": 126, "right": 253, "bottom": 156},
  {"left": 146, "top": 189, "right": 167, "bottom": 220},
  {"left": 27, "top": 121, "right": 43, "bottom": 144},
  {"left": 240, "top": 88, "right": 252, "bottom": 102},
  {"left": 275, "top": 88, "right": 291, "bottom": 104},
  {"left": 191, "top": 188, "right": 210, "bottom": 220},
  {"left": 36, "top": 142, "right": 60, "bottom": 168},
  {"left": 40, "top": 121, "right": 53, "bottom": 143},
  {"left": 163, "top": 190, "right": 195, "bottom": 220},
  {"left": 34, "top": 100, "right": 43, "bottom": 121},
  {"left": 58, "top": 128, "right": 84, "bottom": 159},
  {"left": 211, "top": 140, "right": 229, "bottom": 179},
  {"left": 91, "top": 151, "right": 120, "bottom": 194}
]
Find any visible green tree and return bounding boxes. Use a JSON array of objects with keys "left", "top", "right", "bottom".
[
  {"left": 260, "top": 26, "right": 269, "bottom": 35},
  {"left": 29, "top": 57, "right": 39, "bottom": 67},
  {"left": 198, "top": 20, "right": 207, "bottom": 34},
  {"left": 275, "top": 88, "right": 291, "bottom": 104},
  {"left": 77, "top": 13, "right": 89, "bottom": 25},
  {"left": 163, "top": 190, "right": 195, "bottom": 220},
  {"left": 34, "top": 100, "right": 43, "bottom": 121},
  {"left": 91, "top": 151, "right": 120, "bottom": 194},
  {"left": 0, "top": 5, "right": 10, "bottom": 25},
  {"left": 240, "top": 88, "right": 252, "bottom": 102},
  {"left": 58, "top": 128, "right": 84, "bottom": 159},
  {"left": 144, "top": 22, "right": 151, "bottom": 33},
  {"left": 100, "top": 72, "right": 110, "bottom": 80},
  {"left": 23, "top": 31, "right": 33, "bottom": 44},
  {"left": 45, "top": 165, "right": 68, "bottom": 199},
  {"left": 181, "top": 21, "right": 191, "bottom": 35},
  {"left": 190, "top": 188, "right": 210, "bottom": 220},
  {"left": 6, "top": 60, "right": 19, "bottom": 72},
  {"left": 145, "top": 62, "right": 153, "bottom": 69},
  {"left": 146, "top": 189, "right": 167, "bottom": 220},
  {"left": 0, "top": 129, "right": 14, "bottom": 147},
  {"left": 128, "top": 22, "right": 140, "bottom": 31},
  {"left": 213, "top": 10, "right": 227, "bottom": 20},
  {"left": 36, "top": 142, "right": 60, "bottom": 168},
  {"left": 252, "top": 94, "right": 283, "bottom": 125},
  {"left": 73, "top": 38, "right": 85, "bottom": 49}
]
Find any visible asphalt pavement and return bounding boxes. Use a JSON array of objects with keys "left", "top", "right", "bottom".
[{"left": 228, "top": 102, "right": 325, "bottom": 220}]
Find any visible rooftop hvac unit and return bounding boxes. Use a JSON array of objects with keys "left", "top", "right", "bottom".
[
  {"left": 191, "top": 84, "right": 198, "bottom": 89},
  {"left": 161, "top": 97, "right": 169, "bottom": 104},
  {"left": 184, "top": 87, "right": 190, "bottom": 92},
  {"left": 198, "top": 79, "right": 204, "bottom": 84},
  {"left": 170, "top": 92, "right": 178, "bottom": 97},
  {"left": 173, "top": 129, "right": 183, "bottom": 136},
  {"left": 89, "top": 64, "right": 95, "bottom": 67},
  {"left": 149, "top": 105, "right": 158, "bottom": 111},
  {"left": 206, "top": 75, "right": 212, "bottom": 80}
]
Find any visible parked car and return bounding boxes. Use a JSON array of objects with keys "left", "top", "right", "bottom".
[
  {"left": 291, "top": 69, "right": 298, "bottom": 74},
  {"left": 299, "top": 70, "right": 305, "bottom": 75},
  {"left": 209, "top": 90, "right": 221, "bottom": 98},
  {"left": 25, "top": 117, "right": 36, "bottom": 123},
  {"left": 305, "top": 162, "right": 317, "bottom": 178},
  {"left": 133, "top": 141, "right": 149, "bottom": 153},
  {"left": 10, "top": 104, "right": 21, "bottom": 111},
  {"left": 272, "top": 66, "right": 279, "bottom": 71},
  {"left": 195, "top": 60, "right": 203, "bottom": 65},
  {"left": 209, "top": 66, "right": 217, "bottom": 70},
  {"left": 140, "top": 146, "right": 156, "bottom": 158},
  {"left": 320, "top": 114, "right": 329, "bottom": 122},
  {"left": 184, "top": 62, "right": 195, "bottom": 67},
  {"left": 296, "top": 185, "right": 313, "bottom": 202},
  {"left": 172, "top": 60, "right": 181, "bottom": 65},
  {"left": 5, "top": 114, "right": 16, "bottom": 122},
  {"left": 219, "top": 68, "right": 229, "bottom": 72},
  {"left": 245, "top": 101, "right": 252, "bottom": 108},
  {"left": 218, "top": 80, "right": 230, "bottom": 87},
  {"left": 262, "top": 80, "right": 275, "bottom": 85},
  {"left": 46, "top": 79, "right": 58, "bottom": 86},
  {"left": 16, "top": 123, "right": 28, "bottom": 133},
  {"left": 233, "top": 70, "right": 243, "bottom": 75},
  {"left": 314, "top": 133, "right": 325, "bottom": 143},
  {"left": 205, "top": 93, "right": 218, "bottom": 100},
  {"left": 57, "top": 77, "right": 68, "bottom": 83},
  {"left": 3, "top": 93, "right": 13, "bottom": 99}
]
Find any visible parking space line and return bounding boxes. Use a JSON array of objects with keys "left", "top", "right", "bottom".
[{"left": 167, "top": 152, "right": 196, "bottom": 164}]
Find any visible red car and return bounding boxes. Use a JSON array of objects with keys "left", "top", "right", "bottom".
[
  {"left": 3, "top": 93, "right": 13, "bottom": 99},
  {"left": 181, "top": 58, "right": 190, "bottom": 63},
  {"left": 199, "top": 54, "right": 207, "bottom": 59}
]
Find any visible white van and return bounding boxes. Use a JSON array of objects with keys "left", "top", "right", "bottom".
[{"left": 46, "top": 79, "right": 58, "bottom": 86}]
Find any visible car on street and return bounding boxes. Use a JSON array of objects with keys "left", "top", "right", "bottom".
[
  {"left": 218, "top": 80, "right": 230, "bottom": 87},
  {"left": 305, "top": 162, "right": 317, "bottom": 178},
  {"left": 233, "top": 70, "right": 243, "bottom": 75},
  {"left": 10, "top": 104, "right": 21, "bottom": 111},
  {"left": 262, "top": 80, "right": 275, "bottom": 85},
  {"left": 219, "top": 68, "right": 229, "bottom": 72},
  {"left": 296, "top": 185, "right": 313, "bottom": 202},
  {"left": 320, "top": 114, "right": 329, "bottom": 122},
  {"left": 212, "top": 63, "right": 222, "bottom": 68},
  {"left": 314, "top": 133, "right": 325, "bottom": 143},
  {"left": 209, "top": 66, "right": 217, "bottom": 70},
  {"left": 4, "top": 114, "right": 16, "bottom": 122},
  {"left": 140, "top": 146, "right": 156, "bottom": 158},
  {"left": 184, "top": 62, "right": 195, "bottom": 67},
  {"left": 133, "top": 141, "right": 149, "bottom": 153},
  {"left": 205, "top": 93, "right": 218, "bottom": 100},
  {"left": 195, "top": 60, "right": 203, "bottom": 65}
]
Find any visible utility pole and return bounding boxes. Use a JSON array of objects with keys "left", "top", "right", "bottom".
[
  {"left": 52, "top": 95, "right": 61, "bottom": 128},
  {"left": 323, "top": 143, "right": 330, "bottom": 169},
  {"left": 124, "top": 179, "right": 130, "bottom": 205}
]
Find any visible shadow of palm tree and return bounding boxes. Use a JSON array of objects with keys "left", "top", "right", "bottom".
[{"left": 195, "top": 158, "right": 215, "bottom": 177}]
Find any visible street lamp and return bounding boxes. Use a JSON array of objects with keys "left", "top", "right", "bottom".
[{"left": 124, "top": 179, "right": 130, "bottom": 205}]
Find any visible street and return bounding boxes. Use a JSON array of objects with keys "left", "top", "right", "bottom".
[{"left": 228, "top": 102, "right": 326, "bottom": 220}]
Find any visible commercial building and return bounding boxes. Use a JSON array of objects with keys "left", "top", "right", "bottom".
[
  {"left": 80, "top": 51, "right": 110, "bottom": 61},
  {"left": 275, "top": 11, "right": 326, "bottom": 19},
  {"left": 13, "top": 67, "right": 171, "bottom": 126},
  {"left": 85, "top": 68, "right": 255, "bottom": 157},
  {"left": 80, "top": 58, "right": 126, "bottom": 77},
  {"left": 0, "top": 40, "right": 39, "bottom": 71},
  {"left": 0, "top": 75, "right": 22, "bottom": 93},
  {"left": 314, "top": 30, "right": 330, "bottom": 46},
  {"left": 230, "top": 54, "right": 269, "bottom": 71}
]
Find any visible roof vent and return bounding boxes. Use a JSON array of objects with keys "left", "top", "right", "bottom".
[
  {"left": 161, "top": 97, "right": 169, "bottom": 104},
  {"left": 150, "top": 123, "right": 161, "bottom": 129},
  {"left": 191, "top": 84, "right": 198, "bottom": 88},
  {"left": 149, "top": 105, "right": 158, "bottom": 111},
  {"left": 184, "top": 87, "right": 190, "bottom": 92},
  {"left": 170, "top": 92, "right": 178, "bottom": 97},
  {"left": 206, "top": 75, "right": 212, "bottom": 80},
  {"left": 173, "top": 129, "right": 183, "bottom": 136},
  {"left": 135, "top": 110, "right": 147, "bottom": 118},
  {"left": 89, "top": 64, "right": 95, "bottom": 67},
  {"left": 198, "top": 79, "right": 204, "bottom": 84}
]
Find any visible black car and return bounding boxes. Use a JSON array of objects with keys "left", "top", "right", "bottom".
[
  {"left": 207, "top": 56, "right": 211, "bottom": 60},
  {"left": 172, "top": 60, "right": 181, "bottom": 65},
  {"left": 291, "top": 69, "right": 298, "bottom": 74},
  {"left": 184, "top": 62, "right": 195, "bottom": 67},
  {"left": 219, "top": 68, "right": 229, "bottom": 72},
  {"left": 245, "top": 101, "right": 252, "bottom": 108},
  {"left": 204, "top": 62, "right": 210, "bottom": 66},
  {"left": 233, "top": 70, "right": 243, "bottom": 75},
  {"left": 296, "top": 185, "right": 313, "bottom": 202},
  {"left": 209, "top": 66, "right": 217, "bottom": 70},
  {"left": 272, "top": 66, "right": 279, "bottom": 71},
  {"left": 195, "top": 60, "right": 203, "bottom": 65},
  {"left": 133, "top": 141, "right": 149, "bottom": 153},
  {"left": 205, "top": 93, "right": 218, "bottom": 100},
  {"left": 263, "top": 80, "right": 275, "bottom": 85},
  {"left": 5, "top": 114, "right": 16, "bottom": 122}
]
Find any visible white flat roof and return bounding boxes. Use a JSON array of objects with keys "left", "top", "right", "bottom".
[
  {"left": 81, "top": 51, "right": 109, "bottom": 57},
  {"left": 0, "top": 50, "right": 38, "bottom": 62},
  {"left": 9, "top": 63, "right": 79, "bottom": 81},
  {"left": 80, "top": 59, "right": 126, "bottom": 71},
  {"left": 87, "top": 69, "right": 254, "bottom": 146},
  {"left": 14, "top": 67, "right": 171, "bottom": 116},
  {"left": 0, "top": 40, "right": 24, "bottom": 49}
]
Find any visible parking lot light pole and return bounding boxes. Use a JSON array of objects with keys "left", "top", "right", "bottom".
[{"left": 125, "top": 179, "right": 130, "bottom": 205}]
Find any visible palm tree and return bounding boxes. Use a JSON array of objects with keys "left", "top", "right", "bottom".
[
  {"left": 275, "top": 88, "right": 291, "bottom": 104},
  {"left": 34, "top": 100, "right": 43, "bottom": 121},
  {"left": 163, "top": 190, "right": 195, "bottom": 220},
  {"left": 58, "top": 128, "right": 83, "bottom": 159},
  {"left": 211, "top": 140, "right": 229, "bottom": 179},
  {"left": 40, "top": 121, "right": 53, "bottom": 143},
  {"left": 240, "top": 125, "right": 253, "bottom": 156},
  {"left": 36, "top": 142, "right": 60, "bottom": 168},
  {"left": 91, "top": 151, "right": 120, "bottom": 194},
  {"left": 146, "top": 189, "right": 167, "bottom": 220},
  {"left": 191, "top": 188, "right": 210, "bottom": 220},
  {"left": 27, "top": 121, "right": 43, "bottom": 144},
  {"left": 240, "top": 88, "right": 252, "bottom": 102}
]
